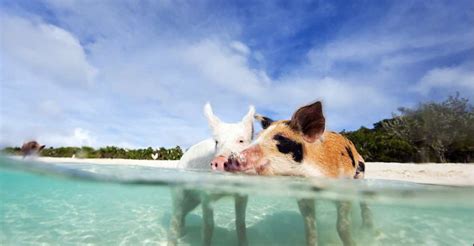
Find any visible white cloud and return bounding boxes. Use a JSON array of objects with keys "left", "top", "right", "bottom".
[
  {"left": 0, "top": 10, "right": 410, "bottom": 147},
  {"left": 1, "top": 14, "right": 97, "bottom": 87},
  {"left": 415, "top": 64, "right": 474, "bottom": 96},
  {"left": 38, "top": 128, "right": 96, "bottom": 147},
  {"left": 1, "top": 1, "right": 472, "bottom": 149},
  {"left": 230, "top": 41, "right": 250, "bottom": 56},
  {"left": 180, "top": 39, "right": 269, "bottom": 97},
  {"left": 0, "top": 14, "right": 101, "bottom": 148},
  {"left": 72, "top": 128, "right": 95, "bottom": 146},
  {"left": 306, "top": 1, "right": 474, "bottom": 75},
  {"left": 38, "top": 100, "right": 62, "bottom": 116},
  {"left": 252, "top": 76, "right": 397, "bottom": 130},
  {"left": 283, "top": 77, "right": 389, "bottom": 109}
]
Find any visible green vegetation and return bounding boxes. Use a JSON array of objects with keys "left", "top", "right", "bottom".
[
  {"left": 2, "top": 94, "right": 473, "bottom": 163},
  {"left": 343, "top": 94, "right": 473, "bottom": 163},
  {"left": 2, "top": 147, "right": 21, "bottom": 156},
  {"left": 341, "top": 121, "right": 416, "bottom": 162},
  {"left": 2, "top": 145, "right": 183, "bottom": 160}
]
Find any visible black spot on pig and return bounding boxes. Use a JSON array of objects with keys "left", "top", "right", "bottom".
[
  {"left": 354, "top": 161, "right": 366, "bottom": 179},
  {"left": 273, "top": 134, "right": 303, "bottom": 162},
  {"left": 357, "top": 161, "right": 365, "bottom": 172},
  {"left": 345, "top": 146, "right": 356, "bottom": 167}
]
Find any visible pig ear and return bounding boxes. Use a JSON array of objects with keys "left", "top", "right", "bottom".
[
  {"left": 255, "top": 114, "right": 274, "bottom": 129},
  {"left": 204, "top": 102, "right": 221, "bottom": 128},
  {"left": 289, "top": 101, "right": 325, "bottom": 143},
  {"left": 241, "top": 105, "right": 255, "bottom": 126}
]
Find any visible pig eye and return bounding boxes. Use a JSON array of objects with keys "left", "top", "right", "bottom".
[
  {"left": 215, "top": 140, "right": 218, "bottom": 145},
  {"left": 238, "top": 140, "right": 244, "bottom": 143}
]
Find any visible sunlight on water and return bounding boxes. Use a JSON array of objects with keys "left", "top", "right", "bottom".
[{"left": 1, "top": 156, "right": 473, "bottom": 245}]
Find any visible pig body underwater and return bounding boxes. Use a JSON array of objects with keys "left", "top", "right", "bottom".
[{"left": 224, "top": 101, "right": 373, "bottom": 246}]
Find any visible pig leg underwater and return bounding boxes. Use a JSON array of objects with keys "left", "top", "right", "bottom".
[
  {"left": 234, "top": 194, "right": 249, "bottom": 246},
  {"left": 169, "top": 188, "right": 201, "bottom": 245},
  {"left": 355, "top": 168, "right": 374, "bottom": 229},
  {"left": 336, "top": 201, "right": 355, "bottom": 246},
  {"left": 297, "top": 198, "right": 317, "bottom": 246}
]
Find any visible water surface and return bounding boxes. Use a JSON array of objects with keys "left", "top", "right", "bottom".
[{"left": 1, "top": 156, "right": 473, "bottom": 245}]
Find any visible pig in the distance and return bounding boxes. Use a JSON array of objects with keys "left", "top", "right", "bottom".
[
  {"left": 224, "top": 101, "right": 373, "bottom": 246},
  {"left": 169, "top": 103, "right": 255, "bottom": 246},
  {"left": 21, "top": 141, "right": 45, "bottom": 158}
]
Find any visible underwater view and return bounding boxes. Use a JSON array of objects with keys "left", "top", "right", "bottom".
[
  {"left": 2, "top": 0, "right": 474, "bottom": 245},
  {"left": 1, "top": 156, "right": 473, "bottom": 246}
]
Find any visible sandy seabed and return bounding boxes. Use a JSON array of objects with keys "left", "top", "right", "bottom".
[{"left": 24, "top": 157, "right": 474, "bottom": 186}]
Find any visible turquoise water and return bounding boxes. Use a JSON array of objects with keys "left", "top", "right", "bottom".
[{"left": 1, "top": 157, "right": 473, "bottom": 245}]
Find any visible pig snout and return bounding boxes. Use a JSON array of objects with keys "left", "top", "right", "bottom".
[
  {"left": 210, "top": 155, "right": 229, "bottom": 171},
  {"left": 223, "top": 154, "right": 243, "bottom": 172},
  {"left": 224, "top": 146, "right": 262, "bottom": 172}
]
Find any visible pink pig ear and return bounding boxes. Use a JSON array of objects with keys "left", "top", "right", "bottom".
[{"left": 289, "top": 101, "right": 325, "bottom": 143}]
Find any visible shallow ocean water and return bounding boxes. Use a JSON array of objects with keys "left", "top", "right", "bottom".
[{"left": 1, "top": 156, "right": 473, "bottom": 245}]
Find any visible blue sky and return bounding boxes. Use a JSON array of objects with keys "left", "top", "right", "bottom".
[{"left": 1, "top": 0, "right": 473, "bottom": 148}]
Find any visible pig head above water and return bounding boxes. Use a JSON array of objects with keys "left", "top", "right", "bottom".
[
  {"left": 21, "top": 141, "right": 46, "bottom": 158},
  {"left": 225, "top": 101, "right": 365, "bottom": 179}
]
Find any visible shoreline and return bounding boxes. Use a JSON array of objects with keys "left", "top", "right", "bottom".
[
  {"left": 10, "top": 157, "right": 474, "bottom": 186},
  {"left": 32, "top": 156, "right": 179, "bottom": 168},
  {"left": 365, "top": 162, "right": 474, "bottom": 186}
]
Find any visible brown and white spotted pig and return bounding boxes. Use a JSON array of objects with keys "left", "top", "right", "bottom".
[
  {"left": 224, "top": 101, "right": 373, "bottom": 246},
  {"left": 21, "top": 141, "right": 45, "bottom": 158}
]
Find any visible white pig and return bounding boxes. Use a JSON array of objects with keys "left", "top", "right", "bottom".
[{"left": 169, "top": 103, "right": 255, "bottom": 246}]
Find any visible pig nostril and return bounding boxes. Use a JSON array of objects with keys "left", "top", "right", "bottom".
[
  {"left": 235, "top": 162, "right": 240, "bottom": 167},
  {"left": 224, "top": 163, "right": 228, "bottom": 168},
  {"left": 210, "top": 162, "right": 213, "bottom": 166},
  {"left": 214, "top": 163, "right": 218, "bottom": 167}
]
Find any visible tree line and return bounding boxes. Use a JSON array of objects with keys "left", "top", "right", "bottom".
[
  {"left": 2, "top": 145, "right": 184, "bottom": 160},
  {"left": 342, "top": 93, "right": 473, "bottom": 163},
  {"left": 2, "top": 94, "right": 473, "bottom": 163}
]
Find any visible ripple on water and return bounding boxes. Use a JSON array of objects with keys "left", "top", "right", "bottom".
[{"left": 1, "top": 156, "right": 474, "bottom": 245}]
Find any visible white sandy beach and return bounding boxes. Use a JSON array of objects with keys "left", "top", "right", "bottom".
[
  {"left": 35, "top": 157, "right": 179, "bottom": 168},
  {"left": 29, "top": 157, "right": 474, "bottom": 186}
]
